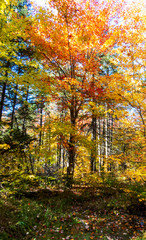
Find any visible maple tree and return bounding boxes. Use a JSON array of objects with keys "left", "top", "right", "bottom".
[{"left": 28, "top": 0, "right": 126, "bottom": 186}]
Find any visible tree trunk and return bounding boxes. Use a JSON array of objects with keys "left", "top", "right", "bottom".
[
  {"left": 0, "top": 81, "right": 7, "bottom": 122},
  {"left": 102, "top": 118, "right": 105, "bottom": 167},
  {"left": 0, "top": 62, "right": 9, "bottom": 122},
  {"left": 22, "top": 88, "right": 29, "bottom": 136},
  {"left": 57, "top": 136, "right": 61, "bottom": 169},
  {"left": 91, "top": 115, "right": 97, "bottom": 172},
  {"left": 11, "top": 84, "right": 18, "bottom": 129},
  {"left": 67, "top": 133, "right": 75, "bottom": 188},
  {"left": 98, "top": 117, "right": 101, "bottom": 175},
  {"left": 109, "top": 114, "right": 114, "bottom": 171},
  {"left": 62, "top": 146, "right": 65, "bottom": 169},
  {"left": 39, "top": 97, "right": 43, "bottom": 146},
  {"left": 104, "top": 104, "right": 108, "bottom": 172},
  {"left": 67, "top": 107, "right": 76, "bottom": 188}
]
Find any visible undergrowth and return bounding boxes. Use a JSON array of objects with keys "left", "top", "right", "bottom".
[{"left": 0, "top": 173, "right": 145, "bottom": 240}]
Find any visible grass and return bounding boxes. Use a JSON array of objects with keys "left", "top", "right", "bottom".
[{"left": 0, "top": 182, "right": 145, "bottom": 240}]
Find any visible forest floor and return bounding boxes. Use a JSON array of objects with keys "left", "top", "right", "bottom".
[{"left": 0, "top": 185, "right": 145, "bottom": 240}]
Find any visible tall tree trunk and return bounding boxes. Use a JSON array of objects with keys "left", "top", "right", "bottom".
[
  {"left": 0, "top": 67, "right": 8, "bottom": 122},
  {"left": 91, "top": 115, "right": 97, "bottom": 172},
  {"left": 39, "top": 97, "right": 43, "bottom": 146},
  {"left": 67, "top": 106, "right": 76, "bottom": 188},
  {"left": 109, "top": 114, "right": 114, "bottom": 171},
  {"left": 0, "top": 61, "right": 10, "bottom": 122},
  {"left": 22, "top": 87, "right": 29, "bottom": 136},
  {"left": 47, "top": 110, "right": 51, "bottom": 166},
  {"left": 0, "top": 81, "right": 6, "bottom": 122},
  {"left": 90, "top": 74, "right": 97, "bottom": 172},
  {"left": 104, "top": 104, "right": 108, "bottom": 172},
  {"left": 98, "top": 117, "right": 101, "bottom": 175},
  {"left": 67, "top": 133, "right": 75, "bottom": 188},
  {"left": 102, "top": 118, "right": 105, "bottom": 168},
  {"left": 57, "top": 109, "right": 65, "bottom": 170},
  {"left": 57, "top": 136, "right": 61, "bottom": 169},
  {"left": 62, "top": 146, "right": 65, "bottom": 169},
  {"left": 11, "top": 84, "right": 18, "bottom": 129},
  {"left": 110, "top": 114, "right": 113, "bottom": 154}
]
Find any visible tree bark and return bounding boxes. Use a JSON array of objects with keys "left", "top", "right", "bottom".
[
  {"left": 0, "top": 61, "right": 9, "bottom": 122},
  {"left": 91, "top": 115, "right": 97, "bottom": 172},
  {"left": 98, "top": 117, "right": 101, "bottom": 175},
  {"left": 0, "top": 80, "right": 7, "bottom": 122},
  {"left": 11, "top": 84, "right": 18, "bottom": 129},
  {"left": 105, "top": 104, "right": 108, "bottom": 170},
  {"left": 22, "top": 87, "right": 29, "bottom": 136},
  {"left": 67, "top": 106, "right": 76, "bottom": 188},
  {"left": 39, "top": 97, "right": 43, "bottom": 146}
]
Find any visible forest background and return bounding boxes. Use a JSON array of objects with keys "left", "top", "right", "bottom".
[{"left": 0, "top": 0, "right": 145, "bottom": 239}]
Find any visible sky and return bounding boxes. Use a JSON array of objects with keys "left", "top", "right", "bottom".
[
  {"left": 32, "top": 0, "right": 47, "bottom": 7},
  {"left": 32, "top": 0, "right": 146, "bottom": 15},
  {"left": 33, "top": 0, "right": 144, "bottom": 6}
]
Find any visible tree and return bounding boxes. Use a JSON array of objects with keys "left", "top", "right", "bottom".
[
  {"left": 110, "top": 1, "right": 146, "bottom": 137},
  {"left": 0, "top": 0, "right": 40, "bottom": 174},
  {"left": 0, "top": 0, "right": 30, "bottom": 122},
  {"left": 29, "top": 0, "right": 125, "bottom": 186}
]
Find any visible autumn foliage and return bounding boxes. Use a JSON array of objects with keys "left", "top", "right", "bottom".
[{"left": 0, "top": 0, "right": 145, "bottom": 186}]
